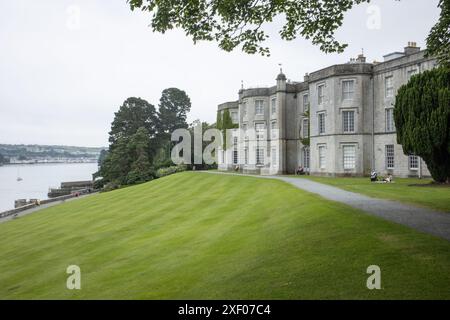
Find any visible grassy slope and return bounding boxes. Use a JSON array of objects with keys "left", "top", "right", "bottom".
[
  {"left": 294, "top": 176, "right": 450, "bottom": 212},
  {"left": 0, "top": 172, "right": 449, "bottom": 299}
]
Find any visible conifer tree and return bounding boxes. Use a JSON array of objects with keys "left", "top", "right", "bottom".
[{"left": 394, "top": 67, "right": 450, "bottom": 183}]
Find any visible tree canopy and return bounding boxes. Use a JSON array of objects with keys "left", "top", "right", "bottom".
[
  {"left": 158, "top": 88, "right": 192, "bottom": 140},
  {"left": 394, "top": 66, "right": 450, "bottom": 183},
  {"left": 426, "top": 0, "right": 450, "bottom": 66},
  {"left": 109, "top": 97, "right": 158, "bottom": 147},
  {"left": 97, "top": 89, "right": 193, "bottom": 187},
  {"left": 127, "top": 0, "right": 448, "bottom": 59}
]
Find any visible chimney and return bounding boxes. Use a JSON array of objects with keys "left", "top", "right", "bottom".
[
  {"left": 304, "top": 73, "right": 310, "bottom": 82},
  {"left": 356, "top": 53, "right": 366, "bottom": 63},
  {"left": 404, "top": 41, "right": 420, "bottom": 55}
]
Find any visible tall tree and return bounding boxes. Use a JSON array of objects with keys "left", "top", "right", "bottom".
[
  {"left": 154, "top": 88, "right": 192, "bottom": 166},
  {"left": 158, "top": 88, "right": 192, "bottom": 140},
  {"left": 426, "top": 0, "right": 450, "bottom": 66},
  {"left": 97, "top": 97, "right": 158, "bottom": 186},
  {"left": 109, "top": 97, "right": 158, "bottom": 152},
  {"left": 98, "top": 137, "right": 132, "bottom": 185},
  {"left": 126, "top": 127, "right": 153, "bottom": 184},
  {"left": 394, "top": 66, "right": 450, "bottom": 183},
  {"left": 98, "top": 149, "right": 108, "bottom": 167},
  {"left": 128, "top": 0, "right": 448, "bottom": 58}
]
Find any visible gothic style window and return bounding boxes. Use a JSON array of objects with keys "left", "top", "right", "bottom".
[
  {"left": 319, "top": 146, "right": 326, "bottom": 169},
  {"left": 318, "top": 84, "right": 325, "bottom": 105},
  {"left": 255, "top": 122, "right": 265, "bottom": 140},
  {"left": 343, "top": 111, "right": 355, "bottom": 133},
  {"left": 385, "top": 76, "right": 394, "bottom": 98},
  {"left": 385, "top": 145, "right": 395, "bottom": 169},
  {"left": 342, "top": 80, "right": 354, "bottom": 100},
  {"left": 303, "top": 147, "right": 310, "bottom": 169},
  {"left": 385, "top": 108, "right": 395, "bottom": 132},
  {"left": 303, "top": 94, "right": 309, "bottom": 112},
  {"left": 232, "top": 137, "right": 238, "bottom": 165},
  {"left": 409, "top": 154, "right": 418, "bottom": 170},
  {"left": 231, "top": 111, "right": 238, "bottom": 124},
  {"left": 318, "top": 113, "right": 325, "bottom": 134},
  {"left": 255, "top": 100, "right": 264, "bottom": 115},
  {"left": 302, "top": 118, "right": 309, "bottom": 138},
  {"left": 343, "top": 145, "right": 356, "bottom": 169},
  {"left": 271, "top": 98, "right": 277, "bottom": 114},
  {"left": 256, "top": 147, "right": 265, "bottom": 165},
  {"left": 271, "top": 121, "right": 277, "bottom": 139},
  {"left": 271, "top": 148, "right": 277, "bottom": 167}
]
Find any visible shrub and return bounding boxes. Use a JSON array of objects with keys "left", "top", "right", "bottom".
[{"left": 155, "top": 164, "right": 187, "bottom": 178}]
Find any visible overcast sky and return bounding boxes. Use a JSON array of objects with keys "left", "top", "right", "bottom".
[{"left": 0, "top": 0, "right": 440, "bottom": 147}]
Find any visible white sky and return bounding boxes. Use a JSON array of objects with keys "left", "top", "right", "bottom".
[{"left": 0, "top": 0, "right": 440, "bottom": 147}]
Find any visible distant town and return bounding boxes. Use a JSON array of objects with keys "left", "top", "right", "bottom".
[{"left": 0, "top": 144, "right": 105, "bottom": 164}]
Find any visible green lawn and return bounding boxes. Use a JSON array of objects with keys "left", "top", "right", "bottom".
[
  {"left": 291, "top": 176, "right": 450, "bottom": 212},
  {"left": 0, "top": 172, "right": 449, "bottom": 299}
]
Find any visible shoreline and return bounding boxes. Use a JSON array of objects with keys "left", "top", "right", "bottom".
[
  {"left": 1, "top": 162, "right": 98, "bottom": 166},
  {"left": 0, "top": 192, "right": 96, "bottom": 224}
]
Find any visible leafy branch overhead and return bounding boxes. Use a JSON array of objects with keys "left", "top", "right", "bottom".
[
  {"left": 128, "top": 0, "right": 448, "bottom": 60},
  {"left": 127, "top": 0, "right": 373, "bottom": 56}
]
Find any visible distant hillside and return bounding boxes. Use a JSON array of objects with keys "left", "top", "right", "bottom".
[{"left": 0, "top": 144, "right": 107, "bottom": 163}]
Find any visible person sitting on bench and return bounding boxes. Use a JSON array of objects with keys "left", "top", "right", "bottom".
[
  {"left": 370, "top": 171, "right": 378, "bottom": 182},
  {"left": 296, "top": 166, "right": 305, "bottom": 175},
  {"left": 383, "top": 173, "right": 393, "bottom": 183}
]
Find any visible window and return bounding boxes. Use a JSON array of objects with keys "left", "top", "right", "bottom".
[
  {"left": 319, "top": 146, "right": 326, "bottom": 169},
  {"left": 318, "top": 113, "right": 325, "bottom": 134},
  {"left": 385, "top": 76, "right": 394, "bottom": 98},
  {"left": 342, "top": 80, "right": 354, "bottom": 100},
  {"left": 244, "top": 147, "right": 249, "bottom": 165},
  {"left": 255, "top": 100, "right": 264, "bottom": 115},
  {"left": 232, "top": 137, "right": 238, "bottom": 165},
  {"left": 343, "top": 111, "right": 355, "bottom": 133},
  {"left": 302, "top": 118, "right": 309, "bottom": 138},
  {"left": 255, "top": 123, "right": 265, "bottom": 140},
  {"left": 385, "top": 108, "right": 395, "bottom": 132},
  {"left": 256, "top": 148, "right": 265, "bottom": 165},
  {"left": 271, "top": 148, "right": 277, "bottom": 166},
  {"left": 385, "top": 145, "right": 395, "bottom": 169},
  {"left": 271, "top": 98, "right": 277, "bottom": 114},
  {"left": 343, "top": 145, "right": 356, "bottom": 169},
  {"left": 231, "top": 112, "right": 238, "bottom": 124},
  {"left": 271, "top": 121, "right": 277, "bottom": 139},
  {"left": 242, "top": 102, "right": 247, "bottom": 117},
  {"left": 303, "top": 147, "right": 310, "bottom": 169},
  {"left": 303, "top": 94, "right": 309, "bottom": 112},
  {"left": 409, "top": 154, "right": 418, "bottom": 170},
  {"left": 318, "top": 84, "right": 325, "bottom": 105}
]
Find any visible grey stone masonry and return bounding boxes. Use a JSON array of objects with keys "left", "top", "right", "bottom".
[{"left": 218, "top": 43, "right": 437, "bottom": 177}]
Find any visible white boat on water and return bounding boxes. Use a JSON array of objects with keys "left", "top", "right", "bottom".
[{"left": 16, "top": 168, "right": 23, "bottom": 182}]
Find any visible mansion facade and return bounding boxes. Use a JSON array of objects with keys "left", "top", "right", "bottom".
[{"left": 217, "top": 43, "right": 436, "bottom": 177}]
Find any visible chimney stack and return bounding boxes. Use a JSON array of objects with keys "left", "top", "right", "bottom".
[
  {"left": 404, "top": 41, "right": 420, "bottom": 55},
  {"left": 356, "top": 53, "right": 366, "bottom": 63},
  {"left": 304, "top": 73, "right": 310, "bottom": 82}
]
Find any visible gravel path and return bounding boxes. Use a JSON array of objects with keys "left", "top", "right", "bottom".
[{"left": 206, "top": 172, "right": 450, "bottom": 241}]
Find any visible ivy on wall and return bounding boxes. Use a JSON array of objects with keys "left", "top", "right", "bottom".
[
  {"left": 216, "top": 109, "right": 238, "bottom": 149},
  {"left": 300, "top": 110, "right": 310, "bottom": 146}
]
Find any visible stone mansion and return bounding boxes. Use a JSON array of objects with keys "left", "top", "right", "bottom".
[{"left": 217, "top": 43, "right": 437, "bottom": 177}]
